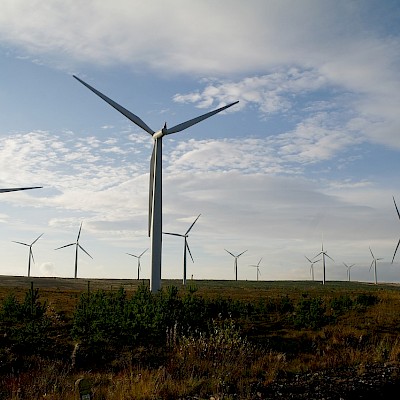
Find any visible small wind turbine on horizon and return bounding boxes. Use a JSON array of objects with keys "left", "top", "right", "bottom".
[
  {"left": 391, "top": 196, "right": 400, "bottom": 263},
  {"left": 73, "top": 76, "right": 238, "bottom": 293},
  {"left": 126, "top": 248, "right": 148, "bottom": 280},
  {"left": 249, "top": 258, "right": 262, "bottom": 281},
  {"left": 55, "top": 222, "right": 92, "bottom": 279},
  {"left": 12, "top": 233, "right": 44, "bottom": 277},
  {"left": 369, "top": 247, "right": 383, "bottom": 285},
  {"left": 343, "top": 262, "right": 355, "bottom": 282},
  {"left": 314, "top": 240, "right": 334, "bottom": 285},
  {"left": 225, "top": 249, "right": 247, "bottom": 281},
  {"left": 305, "top": 256, "right": 320, "bottom": 281},
  {"left": 163, "top": 214, "right": 201, "bottom": 286}
]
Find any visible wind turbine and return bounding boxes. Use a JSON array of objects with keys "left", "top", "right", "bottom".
[
  {"left": 343, "top": 262, "right": 355, "bottom": 282},
  {"left": 163, "top": 214, "right": 201, "bottom": 286},
  {"left": 369, "top": 247, "right": 383, "bottom": 285},
  {"left": 391, "top": 196, "right": 400, "bottom": 263},
  {"left": 73, "top": 76, "right": 238, "bottom": 293},
  {"left": 305, "top": 256, "right": 320, "bottom": 281},
  {"left": 126, "top": 248, "right": 148, "bottom": 280},
  {"left": 12, "top": 233, "right": 44, "bottom": 277},
  {"left": 225, "top": 249, "right": 247, "bottom": 281},
  {"left": 55, "top": 222, "right": 92, "bottom": 279},
  {"left": 0, "top": 187, "right": 42, "bottom": 193},
  {"left": 314, "top": 241, "right": 334, "bottom": 285},
  {"left": 249, "top": 258, "right": 262, "bottom": 281}
]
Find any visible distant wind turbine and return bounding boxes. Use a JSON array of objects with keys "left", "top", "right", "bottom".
[
  {"left": 249, "top": 258, "right": 262, "bottom": 281},
  {"left": 126, "top": 248, "right": 148, "bottom": 280},
  {"left": 163, "top": 214, "right": 201, "bottom": 286},
  {"left": 0, "top": 187, "right": 42, "bottom": 193},
  {"left": 305, "top": 256, "right": 320, "bottom": 281},
  {"left": 12, "top": 233, "right": 44, "bottom": 277},
  {"left": 225, "top": 249, "right": 247, "bottom": 281},
  {"left": 369, "top": 247, "right": 383, "bottom": 285},
  {"left": 391, "top": 196, "right": 400, "bottom": 263},
  {"left": 343, "top": 262, "right": 355, "bottom": 282},
  {"left": 314, "top": 241, "right": 334, "bottom": 285},
  {"left": 55, "top": 222, "right": 92, "bottom": 278},
  {"left": 73, "top": 76, "right": 238, "bottom": 292}
]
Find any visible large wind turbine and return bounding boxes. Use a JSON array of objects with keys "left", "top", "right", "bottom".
[
  {"left": 0, "top": 187, "right": 42, "bottom": 193},
  {"left": 249, "top": 258, "right": 262, "bottom": 281},
  {"left": 314, "top": 241, "right": 333, "bottom": 285},
  {"left": 343, "top": 262, "right": 355, "bottom": 282},
  {"left": 55, "top": 222, "right": 92, "bottom": 278},
  {"left": 305, "top": 255, "right": 320, "bottom": 281},
  {"left": 12, "top": 233, "right": 44, "bottom": 277},
  {"left": 164, "top": 214, "right": 201, "bottom": 286},
  {"left": 73, "top": 76, "right": 238, "bottom": 292},
  {"left": 126, "top": 248, "right": 148, "bottom": 280},
  {"left": 369, "top": 247, "right": 383, "bottom": 285},
  {"left": 391, "top": 196, "right": 400, "bottom": 263},
  {"left": 225, "top": 249, "right": 247, "bottom": 281}
]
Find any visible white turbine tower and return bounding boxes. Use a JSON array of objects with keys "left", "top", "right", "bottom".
[
  {"left": 164, "top": 214, "right": 201, "bottom": 286},
  {"left": 249, "top": 258, "right": 262, "bottom": 281},
  {"left": 12, "top": 233, "right": 44, "bottom": 277},
  {"left": 305, "top": 256, "right": 320, "bottom": 281},
  {"left": 0, "top": 187, "right": 42, "bottom": 193},
  {"left": 314, "top": 241, "right": 333, "bottom": 285},
  {"left": 73, "top": 76, "right": 238, "bottom": 292},
  {"left": 391, "top": 196, "right": 400, "bottom": 263},
  {"left": 55, "top": 222, "right": 92, "bottom": 279},
  {"left": 225, "top": 249, "right": 247, "bottom": 281},
  {"left": 369, "top": 247, "right": 383, "bottom": 285},
  {"left": 126, "top": 248, "right": 148, "bottom": 280},
  {"left": 343, "top": 262, "right": 355, "bottom": 282}
]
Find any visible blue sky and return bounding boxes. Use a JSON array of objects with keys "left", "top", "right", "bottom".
[{"left": 1, "top": 0, "right": 400, "bottom": 283}]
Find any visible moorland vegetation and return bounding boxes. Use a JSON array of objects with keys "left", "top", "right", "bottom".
[{"left": 0, "top": 278, "right": 399, "bottom": 399}]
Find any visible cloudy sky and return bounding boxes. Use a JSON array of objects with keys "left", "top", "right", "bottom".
[{"left": 1, "top": 0, "right": 400, "bottom": 283}]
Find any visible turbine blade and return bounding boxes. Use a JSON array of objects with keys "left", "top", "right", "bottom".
[
  {"left": 0, "top": 186, "right": 42, "bottom": 193},
  {"left": 55, "top": 243, "right": 75, "bottom": 250},
  {"left": 30, "top": 249, "right": 35, "bottom": 265},
  {"left": 393, "top": 196, "right": 400, "bottom": 220},
  {"left": 225, "top": 249, "right": 235, "bottom": 257},
  {"left": 73, "top": 76, "right": 154, "bottom": 135},
  {"left": 237, "top": 250, "right": 248, "bottom": 257},
  {"left": 12, "top": 241, "right": 29, "bottom": 246},
  {"left": 165, "top": 101, "right": 239, "bottom": 134},
  {"left": 148, "top": 142, "right": 156, "bottom": 237},
  {"left": 32, "top": 233, "right": 44, "bottom": 245},
  {"left": 126, "top": 253, "right": 139, "bottom": 258},
  {"left": 186, "top": 241, "right": 194, "bottom": 263},
  {"left": 139, "top": 248, "right": 148, "bottom": 257},
  {"left": 79, "top": 244, "right": 93, "bottom": 259},
  {"left": 392, "top": 238, "right": 400, "bottom": 263},
  {"left": 257, "top": 257, "right": 262, "bottom": 266},
  {"left": 326, "top": 253, "right": 334, "bottom": 262},
  {"left": 185, "top": 214, "right": 201, "bottom": 235},
  {"left": 77, "top": 222, "right": 83, "bottom": 241},
  {"left": 305, "top": 256, "right": 312, "bottom": 263},
  {"left": 369, "top": 247, "right": 374, "bottom": 258},
  {"left": 163, "top": 232, "right": 185, "bottom": 237}
]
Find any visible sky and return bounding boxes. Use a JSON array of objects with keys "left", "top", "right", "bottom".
[{"left": 1, "top": 0, "right": 400, "bottom": 284}]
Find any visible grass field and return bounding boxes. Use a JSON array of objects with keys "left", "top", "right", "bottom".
[{"left": 0, "top": 275, "right": 400, "bottom": 399}]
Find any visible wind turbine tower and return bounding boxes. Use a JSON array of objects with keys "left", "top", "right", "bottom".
[
  {"left": 164, "top": 214, "right": 200, "bottom": 286},
  {"left": 369, "top": 247, "right": 383, "bottom": 285},
  {"left": 249, "top": 258, "right": 262, "bottom": 281},
  {"left": 126, "top": 248, "right": 148, "bottom": 280},
  {"left": 225, "top": 249, "right": 247, "bottom": 281},
  {"left": 12, "top": 233, "right": 44, "bottom": 277},
  {"left": 73, "top": 76, "right": 238, "bottom": 292},
  {"left": 55, "top": 222, "right": 92, "bottom": 278},
  {"left": 314, "top": 241, "right": 334, "bottom": 285}
]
